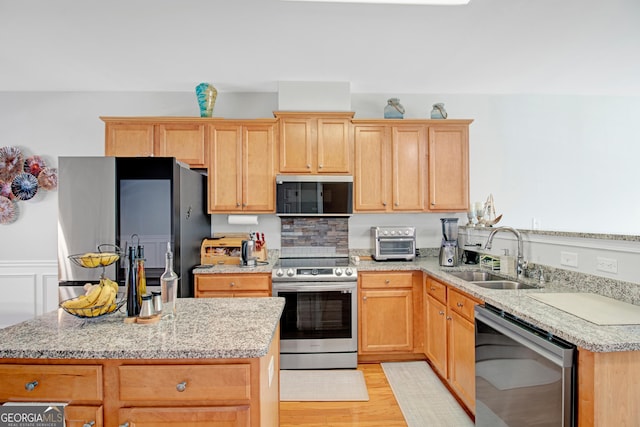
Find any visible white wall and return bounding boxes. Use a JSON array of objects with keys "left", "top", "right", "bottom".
[{"left": 1, "top": 90, "right": 639, "bottom": 279}]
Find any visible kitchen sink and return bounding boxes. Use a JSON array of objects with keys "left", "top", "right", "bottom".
[
  {"left": 448, "top": 270, "right": 504, "bottom": 282},
  {"left": 472, "top": 281, "right": 536, "bottom": 290}
]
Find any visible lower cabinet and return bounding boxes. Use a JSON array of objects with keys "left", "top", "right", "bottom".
[
  {"left": 65, "top": 405, "right": 104, "bottom": 427},
  {"left": 358, "top": 271, "right": 423, "bottom": 357},
  {"left": 194, "top": 274, "right": 271, "bottom": 297},
  {"left": 119, "top": 406, "right": 250, "bottom": 427},
  {"left": 424, "top": 275, "right": 480, "bottom": 414}
]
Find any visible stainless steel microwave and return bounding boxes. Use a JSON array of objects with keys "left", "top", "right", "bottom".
[{"left": 276, "top": 175, "right": 353, "bottom": 216}]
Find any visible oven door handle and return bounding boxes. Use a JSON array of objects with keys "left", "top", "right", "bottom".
[
  {"left": 378, "top": 237, "right": 415, "bottom": 242},
  {"left": 273, "top": 283, "right": 356, "bottom": 293}
]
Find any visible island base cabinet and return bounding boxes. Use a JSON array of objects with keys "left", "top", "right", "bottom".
[
  {"left": 65, "top": 405, "right": 104, "bottom": 427},
  {"left": 118, "top": 406, "right": 250, "bottom": 427}
]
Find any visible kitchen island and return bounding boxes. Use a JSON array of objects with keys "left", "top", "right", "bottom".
[{"left": 0, "top": 297, "right": 284, "bottom": 427}]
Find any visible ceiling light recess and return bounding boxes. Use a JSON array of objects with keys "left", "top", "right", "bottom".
[{"left": 283, "top": 0, "right": 470, "bottom": 5}]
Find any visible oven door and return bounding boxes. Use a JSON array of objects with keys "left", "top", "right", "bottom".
[
  {"left": 376, "top": 237, "right": 415, "bottom": 259},
  {"left": 272, "top": 282, "right": 357, "bottom": 353}
]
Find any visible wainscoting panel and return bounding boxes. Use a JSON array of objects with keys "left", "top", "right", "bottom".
[{"left": 0, "top": 260, "right": 58, "bottom": 329}]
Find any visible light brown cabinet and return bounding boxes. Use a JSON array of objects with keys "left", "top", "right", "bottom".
[
  {"left": 424, "top": 275, "right": 479, "bottom": 413},
  {"left": 354, "top": 119, "right": 472, "bottom": 213},
  {"left": 102, "top": 117, "right": 212, "bottom": 168},
  {"left": 195, "top": 274, "right": 271, "bottom": 298},
  {"left": 353, "top": 123, "right": 427, "bottom": 212},
  {"left": 427, "top": 124, "right": 470, "bottom": 211},
  {"left": 358, "top": 271, "right": 423, "bottom": 357},
  {"left": 275, "top": 112, "right": 354, "bottom": 174},
  {"left": 0, "top": 336, "right": 280, "bottom": 427},
  {"left": 208, "top": 120, "right": 277, "bottom": 213}
]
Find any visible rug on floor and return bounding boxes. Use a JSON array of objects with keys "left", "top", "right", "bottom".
[
  {"left": 280, "top": 369, "right": 369, "bottom": 401},
  {"left": 381, "top": 361, "right": 474, "bottom": 427}
]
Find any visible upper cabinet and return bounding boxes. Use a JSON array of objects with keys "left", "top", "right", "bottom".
[
  {"left": 353, "top": 122, "right": 426, "bottom": 212},
  {"left": 427, "top": 124, "right": 470, "bottom": 211},
  {"left": 353, "top": 119, "right": 472, "bottom": 213},
  {"left": 274, "top": 112, "right": 354, "bottom": 174},
  {"left": 208, "top": 120, "right": 277, "bottom": 213},
  {"left": 102, "top": 117, "right": 215, "bottom": 168}
]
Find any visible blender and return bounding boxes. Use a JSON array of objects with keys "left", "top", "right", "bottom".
[{"left": 439, "top": 218, "right": 460, "bottom": 267}]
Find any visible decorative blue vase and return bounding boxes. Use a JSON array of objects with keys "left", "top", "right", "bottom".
[
  {"left": 430, "top": 103, "right": 448, "bottom": 119},
  {"left": 195, "top": 83, "right": 218, "bottom": 117},
  {"left": 384, "top": 98, "right": 405, "bottom": 119}
]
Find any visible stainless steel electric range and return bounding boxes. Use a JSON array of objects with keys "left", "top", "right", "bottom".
[{"left": 272, "top": 257, "right": 358, "bottom": 369}]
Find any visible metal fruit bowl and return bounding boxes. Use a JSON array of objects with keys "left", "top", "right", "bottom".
[
  {"left": 68, "top": 244, "right": 121, "bottom": 269},
  {"left": 60, "top": 297, "right": 126, "bottom": 319}
]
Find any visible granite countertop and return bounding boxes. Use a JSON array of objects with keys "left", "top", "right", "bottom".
[
  {"left": 0, "top": 298, "right": 285, "bottom": 360},
  {"left": 358, "top": 257, "right": 640, "bottom": 353}
]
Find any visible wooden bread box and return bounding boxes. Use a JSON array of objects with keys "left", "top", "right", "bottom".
[{"left": 200, "top": 233, "right": 267, "bottom": 265}]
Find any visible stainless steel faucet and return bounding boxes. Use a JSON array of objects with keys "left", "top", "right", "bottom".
[{"left": 484, "top": 226, "right": 527, "bottom": 279}]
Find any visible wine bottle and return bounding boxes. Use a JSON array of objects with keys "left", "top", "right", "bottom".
[
  {"left": 160, "top": 242, "right": 179, "bottom": 319},
  {"left": 126, "top": 245, "right": 140, "bottom": 317}
]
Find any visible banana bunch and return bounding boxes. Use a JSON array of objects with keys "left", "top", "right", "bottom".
[
  {"left": 78, "top": 252, "right": 120, "bottom": 268},
  {"left": 62, "top": 278, "right": 118, "bottom": 317}
]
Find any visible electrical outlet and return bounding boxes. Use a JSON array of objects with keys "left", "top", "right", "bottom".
[
  {"left": 560, "top": 251, "right": 578, "bottom": 267},
  {"left": 597, "top": 257, "right": 618, "bottom": 274}
]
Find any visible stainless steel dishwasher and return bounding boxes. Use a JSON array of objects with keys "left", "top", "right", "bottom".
[{"left": 475, "top": 304, "right": 576, "bottom": 427}]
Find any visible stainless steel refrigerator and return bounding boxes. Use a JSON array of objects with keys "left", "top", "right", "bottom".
[{"left": 58, "top": 157, "right": 210, "bottom": 301}]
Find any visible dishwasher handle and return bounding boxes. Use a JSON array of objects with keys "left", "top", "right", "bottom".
[{"left": 475, "top": 305, "right": 574, "bottom": 368}]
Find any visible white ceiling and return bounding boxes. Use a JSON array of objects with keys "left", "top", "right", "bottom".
[{"left": 1, "top": 0, "right": 639, "bottom": 95}]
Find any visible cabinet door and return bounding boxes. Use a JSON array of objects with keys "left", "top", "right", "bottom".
[
  {"left": 354, "top": 125, "right": 389, "bottom": 211},
  {"left": 156, "top": 123, "right": 208, "bottom": 168},
  {"left": 279, "top": 117, "right": 313, "bottom": 173},
  {"left": 391, "top": 125, "right": 427, "bottom": 211},
  {"left": 243, "top": 124, "right": 276, "bottom": 212},
  {"left": 360, "top": 289, "right": 413, "bottom": 353},
  {"left": 317, "top": 118, "right": 351, "bottom": 173},
  {"left": 105, "top": 123, "right": 154, "bottom": 157},
  {"left": 448, "top": 310, "right": 476, "bottom": 412},
  {"left": 209, "top": 126, "right": 242, "bottom": 212},
  {"left": 119, "top": 406, "right": 250, "bottom": 427},
  {"left": 425, "top": 293, "right": 448, "bottom": 378},
  {"left": 427, "top": 125, "right": 469, "bottom": 211},
  {"left": 64, "top": 405, "right": 103, "bottom": 427}
]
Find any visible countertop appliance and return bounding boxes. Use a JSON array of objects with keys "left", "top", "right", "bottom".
[
  {"left": 371, "top": 226, "right": 416, "bottom": 261},
  {"left": 475, "top": 304, "right": 575, "bottom": 426},
  {"left": 58, "top": 157, "right": 210, "bottom": 301},
  {"left": 276, "top": 174, "right": 353, "bottom": 216},
  {"left": 439, "top": 218, "right": 459, "bottom": 267},
  {"left": 241, "top": 239, "right": 256, "bottom": 267},
  {"left": 272, "top": 256, "right": 358, "bottom": 369}
]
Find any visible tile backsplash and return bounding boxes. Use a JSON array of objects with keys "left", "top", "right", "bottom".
[{"left": 280, "top": 217, "right": 349, "bottom": 257}]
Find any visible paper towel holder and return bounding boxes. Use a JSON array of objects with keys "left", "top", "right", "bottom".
[{"left": 228, "top": 215, "right": 259, "bottom": 225}]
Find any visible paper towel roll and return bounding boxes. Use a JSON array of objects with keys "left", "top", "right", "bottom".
[{"left": 228, "top": 215, "right": 259, "bottom": 225}]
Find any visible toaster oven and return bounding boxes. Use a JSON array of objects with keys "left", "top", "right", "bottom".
[{"left": 371, "top": 226, "right": 416, "bottom": 261}]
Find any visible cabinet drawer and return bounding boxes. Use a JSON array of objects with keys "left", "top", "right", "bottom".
[
  {"left": 426, "top": 278, "right": 447, "bottom": 303},
  {"left": 0, "top": 365, "right": 102, "bottom": 401},
  {"left": 64, "top": 405, "right": 103, "bottom": 427},
  {"left": 448, "top": 289, "right": 478, "bottom": 322},
  {"left": 360, "top": 272, "right": 413, "bottom": 289},
  {"left": 196, "top": 275, "right": 270, "bottom": 292},
  {"left": 119, "top": 364, "right": 251, "bottom": 402},
  {"left": 119, "top": 406, "right": 250, "bottom": 427}
]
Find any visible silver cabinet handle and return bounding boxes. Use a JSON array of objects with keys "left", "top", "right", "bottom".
[
  {"left": 438, "top": 310, "right": 445, "bottom": 316},
  {"left": 25, "top": 380, "right": 38, "bottom": 391},
  {"left": 363, "top": 296, "right": 367, "bottom": 300},
  {"left": 385, "top": 279, "right": 390, "bottom": 284},
  {"left": 457, "top": 302, "right": 464, "bottom": 307},
  {"left": 446, "top": 316, "right": 452, "bottom": 320},
  {"left": 394, "top": 202, "right": 399, "bottom": 207},
  {"left": 306, "top": 164, "right": 311, "bottom": 168},
  {"left": 119, "top": 423, "right": 130, "bottom": 427},
  {"left": 229, "top": 282, "right": 235, "bottom": 287},
  {"left": 430, "top": 287, "right": 436, "bottom": 291},
  {"left": 382, "top": 202, "right": 387, "bottom": 207},
  {"left": 318, "top": 164, "right": 323, "bottom": 169},
  {"left": 176, "top": 381, "right": 187, "bottom": 392},
  {"left": 83, "top": 422, "right": 95, "bottom": 427}
]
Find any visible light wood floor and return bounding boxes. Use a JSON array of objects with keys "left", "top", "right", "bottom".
[{"left": 279, "top": 363, "right": 408, "bottom": 427}]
